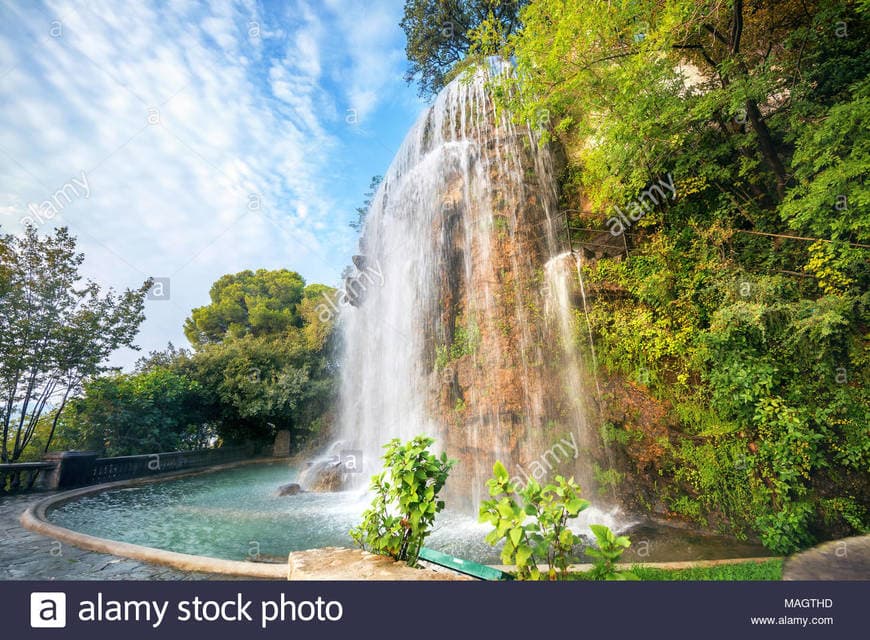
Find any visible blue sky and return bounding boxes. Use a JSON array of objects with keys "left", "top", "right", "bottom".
[{"left": 0, "top": 0, "right": 423, "bottom": 368}]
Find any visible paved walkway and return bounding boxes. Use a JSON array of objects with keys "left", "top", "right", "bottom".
[
  {"left": 782, "top": 534, "right": 870, "bottom": 580},
  {"left": 1, "top": 492, "right": 229, "bottom": 580}
]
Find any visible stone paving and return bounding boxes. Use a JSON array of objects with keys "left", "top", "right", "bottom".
[
  {"left": 0, "top": 492, "right": 231, "bottom": 580},
  {"left": 782, "top": 534, "right": 870, "bottom": 581}
]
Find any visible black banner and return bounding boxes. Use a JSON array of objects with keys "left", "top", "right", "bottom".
[{"left": 4, "top": 580, "right": 864, "bottom": 639}]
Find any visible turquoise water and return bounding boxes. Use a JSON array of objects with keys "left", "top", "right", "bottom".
[
  {"left": 48, "top": 462, "right": 500, "bottom": 562},
  {"left": 48, "top": 462, "right": 770, "bottom": 564}
]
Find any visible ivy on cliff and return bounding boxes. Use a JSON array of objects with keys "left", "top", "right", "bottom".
[{"left": 452, "top": 0, "right": 870, "bottom": 553}]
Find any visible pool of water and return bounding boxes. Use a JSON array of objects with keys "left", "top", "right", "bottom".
[{"left": 48, "top": 462, "right": 770, "bottom": 564}]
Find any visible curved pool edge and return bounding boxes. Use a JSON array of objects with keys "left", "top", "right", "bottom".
[
  {"left": 19, "top": 458, "right": 785, "bottom": 579},
  {"left": 20, "top": 458, "right": 289, "bottom": 579},
  {"left": 489, "top": 556, "right": 781, "bottom": 573}
]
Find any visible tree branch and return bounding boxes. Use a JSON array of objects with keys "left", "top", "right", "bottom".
[
  {"left": 730, "top": 0, "right": 744, "bottom": 55},
  {"left": 702, "top": 23, "right": 731, "bottom": 48}
]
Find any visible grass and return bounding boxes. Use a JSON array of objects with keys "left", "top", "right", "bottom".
[{"left": 567, "top": 559, "right": 783, "bottom": 581}]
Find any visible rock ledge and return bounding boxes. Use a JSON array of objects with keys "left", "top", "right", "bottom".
[{"left": 287, "top": 547, "right": 472, "bottom": 580}]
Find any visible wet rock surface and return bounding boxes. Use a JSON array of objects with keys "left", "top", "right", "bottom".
[
  {"left": 275, "top": 483, "right": 304, "bottom": 496},
  {"left": 298, "top": 459, "right": 347, "bottom": 492}
]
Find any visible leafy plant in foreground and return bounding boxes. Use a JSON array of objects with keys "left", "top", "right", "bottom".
[
  {"left": 586, "top": 524, "right": 636, "bottom": 580},
  {"left": 350, "top": 436, "right": 455, "bottom": 567},
  {"left": 479, "top": 460, "right": 590, "bottom": 580}
]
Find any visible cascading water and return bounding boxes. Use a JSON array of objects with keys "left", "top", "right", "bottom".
[
  {"left": 335, "top": 61, "right": 618, "bottom": 523},
  {"left": 544, "top": 250, "right": 603, "bottom": 403}
]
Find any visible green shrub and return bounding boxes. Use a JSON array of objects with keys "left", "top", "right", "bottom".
[
  {"left": 756, "top": 501, "right": 816, "bottom": 554},
  {"left": 820, "top": 497, "right": 869, "bottom": 533},
  {"left": 479, "top": 461, "right": 590, "bottom": 580},
  {"left": 350, "top": 436, "right": 455, "bottom": 567},
  {"left": 585, "top": 524, "right": 637, "bottom": 580},
  {"left": 593, "top": 465, "right": 624, "bottom": 496}
]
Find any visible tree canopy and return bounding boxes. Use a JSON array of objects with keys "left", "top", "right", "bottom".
[
  {"left": 401, "top": 0, "right": 526, "bottom": 96},
  {"left": 59, "top": 268, "right": 339, "bottom": 455},
  {"left": 62, "top": 368, "right": 212, "bottom": 457},
  {"left": 183, "top": 268, "right": 309, "bottom": 347},
  {"left": 0, "top": 225, "right": 150, "bottom": 461}
]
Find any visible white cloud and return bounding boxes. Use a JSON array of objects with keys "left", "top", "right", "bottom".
[
  {"left": 0, "top": 0, "right": 374, "bottom": 366},
  {"left": 320, "top": 0, "right": 408, "bottom": 121},
  {"left": 0, "top": 2, "right": 334, "bottom": 360}
]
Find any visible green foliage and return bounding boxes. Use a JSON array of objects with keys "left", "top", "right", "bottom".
[
  {"left": 467, "top": 10, "right": 511, "bottom": 57},
  {"left": 600, "top": 421, "right": 639, "bottom": 446},
  {"left": 819, "top": 497, "right": 869, "bottom": 533},
  {"left": 350, "top": 436, "right": 455, "bottom": 567},
  {"left": 435, "top": 316, "right": 481, "bottom": 370},
  {"left": 400, "top": 0, "right": 526, "bottom": 97},
  {"left": 174, "top": 270, "right": 337, "bottom": 447},
  {"left": 450, "top": 319, "right": 480, "bottom": 358},
  {"left": 479, "top": 460, "right": 590, "bottom": 580},
  {"left": 585, "top": 524, "right": 636, "bottom": 580},
  {"left": 0, "top": 225, "right": 150, "bottom": 461},
  {"left": 572, "top": 559, "right": 783, "bottom": 581},
  {"left": 61, "top": 267, "right": 338, "bottom": 454},
  {"left": 780, "top": 72, "right": 870, "bottom": 249},
  {"left": 593, "top": 465, "right": 624, "bottom": 496},
  {"left": 184, "top": 269, "right": 310, "bottom": 348},
  {"left": 476, "top": 0, "right": 870, "bottom": 554},
  {"left": 62, "top": 369, "right": 213, "bottom": 456},
  {"left": 756, "top": 501, "right": 816, "bottom": 554},
  {"left": 434, "top": 344, "right": 450, "bottom": 371},
  {"left": 177, "top": 330, "right": 335, "bottom": 447}
]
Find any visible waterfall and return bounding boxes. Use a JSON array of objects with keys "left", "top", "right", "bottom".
[{"left": 335, "top": 62, "right": 610, "bottom": 513}]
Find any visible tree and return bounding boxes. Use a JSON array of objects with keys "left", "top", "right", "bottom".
[
  {"left": 62, "top": 369, "right": 213, "bottom": 456},
  {"left": 493, "top": 0, "right": 869, "bottom": 213},
  {"left": 134, "top": 341, "right": 192, "bottom": 373},
  {"left": 61, "top": 269, "right": 337, "bottom": 454},
  {"left": 401, "top": 0, "right": 526, "bottom": 97},
  {"left": 0, "top": 225, "right": 150, "bottom": 461},
  {"left": 183, "top": 268, "right": 307, "bottom": 348},
  {"left": 181, "top": 333, "right": 334, "bottom": 446},
  {"left": 181, "top": 269, "right": 338, "bottom": 447},
  {"left": 779, "top": 75, "right": 869, "bottom": 291}
]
